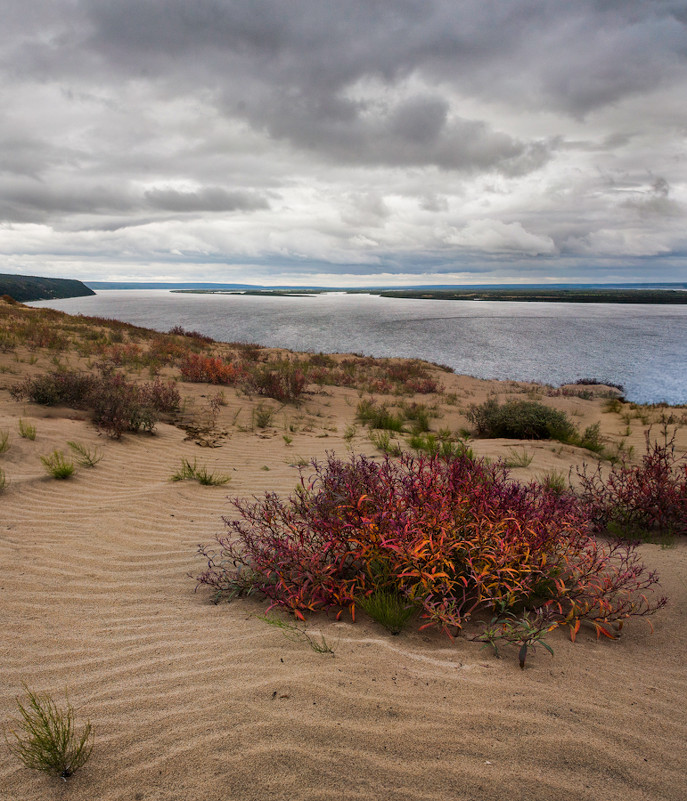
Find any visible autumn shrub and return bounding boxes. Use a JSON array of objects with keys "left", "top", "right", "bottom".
[
  {"left": 179, "top": 353, "right": 239, "bottom": 385},
  {"left": 197, "top": 453, "right": 665, "bottom": 642},
  {"left": 467, "top": 398, "right": 577, "bottom": 442},
  {"left": 243, "top": 360, "right": 307, "bottom": 402},
  {"left": 577, "top": 428, "right": 687, "bottom": 539}
]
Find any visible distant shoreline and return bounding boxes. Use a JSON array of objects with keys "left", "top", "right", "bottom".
[{"left": 169, "top": 287, "right": 687, "bottom": 304}]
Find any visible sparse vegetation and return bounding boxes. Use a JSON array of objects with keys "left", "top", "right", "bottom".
[
  {"left": 4, "top": 685, "right": 93, "bottom": 780},
  {"left": 18, "top": 419, "right": 36, "bottom": 440},
  {"left": 502, "top": 448, "right": 534, "bottom": 468},
  {"left": 171, "top": 457, "right": 230, "bottom": 486},
  {"left": 0, "top": 429, "right": 9, "bottom": 453},
  {"left": 258, "top": 613, "right": 335, "bottom": 655},
  {"left": 40, "top": 450, "right": 75, "bottom": 479},
  {"left": 67, "top": 441, "right": 103, "bottom": 467}
]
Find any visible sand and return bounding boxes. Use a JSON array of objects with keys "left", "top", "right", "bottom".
[{"left": 0, "top": 306, "right": 686, "bottom": 801}]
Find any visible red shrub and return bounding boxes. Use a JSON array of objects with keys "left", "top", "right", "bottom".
[
  {"left": 578, "top": 428, "right": 687, "bottom": 538},
  {"left": 197, "top": 453, "right": 665, "bottom": 640},
  {"left": 180, "top": 354, "right": 239, "bottom": 385}
]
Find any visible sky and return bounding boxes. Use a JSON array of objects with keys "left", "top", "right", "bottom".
[{"left": 1, "top": 0, "right": 686, "bottom": 287}]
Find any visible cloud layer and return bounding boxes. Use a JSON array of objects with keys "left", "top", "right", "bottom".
[{"left": 1, "top": 0, "right": 686, "bottom": 284}]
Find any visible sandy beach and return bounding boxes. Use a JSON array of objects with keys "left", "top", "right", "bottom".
[{"left": 1, "top": 301, "right": 685, "bottom": 801}]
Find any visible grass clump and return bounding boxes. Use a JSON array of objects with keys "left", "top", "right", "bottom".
[
  {"left": 171, "top": 457, "right": 230, "bottom": 486},
  {"left": 4, "top": 685, "right": 93, "bottom": 780},
  {"left": 357, "top": 589, "right": 415, "bottom": 634},
  {"left": 18, "top": 420, "right": 36, "bottom": 440},
  {"left": 0, "top": 467, "right": 7, "bottom": 491},
  {"left": 369, "top": 430, "right": 403, "bottom": 457},
  {"left": 40, "top": 450, "right": 75, "bottom": 479},
  {"left": 67, "top": 441, "right": 103, "bottom": 467},
  {"left": 502, "top": 448, "right": 534, "bottom": 468},
  {"left": 258, "top": 613, "right": 335, "bottom": 655},
  {"left": 355, "top": 399, "right": 404, "bottom": 431},
  {"left": 0, "top": 429, "right": 9, "bottom": 453}
]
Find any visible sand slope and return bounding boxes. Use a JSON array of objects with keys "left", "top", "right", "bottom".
[{"left": 0, "top": 325, "right": 686, "bottom": 800}]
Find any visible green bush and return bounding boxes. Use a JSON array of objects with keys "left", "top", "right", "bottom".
[
  {"left": 467, "top": 398, "right": 576, "bottom": 442},
  {"left": 5, "top": 685, "right": 93, "bottom": 780}
]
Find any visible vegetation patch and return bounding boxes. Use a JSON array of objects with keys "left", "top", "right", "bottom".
[
  {"left": 578, "top": 428, "right": 687, "bottom": 540},
  {"left": 197, "top": 453, "right": 665, "bottom": 663},
  {"left": 5, "top": 685, "right": 93, "bottom": 780},
  {"left": 11, "top": 369, "right": 180, "bottom": 438}
]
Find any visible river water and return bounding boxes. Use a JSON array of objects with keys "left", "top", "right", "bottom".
[{"left": 31, "top": 290, "right": 687, "bottom": 405}]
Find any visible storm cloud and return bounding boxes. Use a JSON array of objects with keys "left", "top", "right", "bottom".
[{"left": 0, "top": 0, "right": 685, "bottom": 283}]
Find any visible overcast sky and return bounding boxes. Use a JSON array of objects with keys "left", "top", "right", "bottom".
[{"left": 1, "top": 0, "right": 686, "bottom": 286}]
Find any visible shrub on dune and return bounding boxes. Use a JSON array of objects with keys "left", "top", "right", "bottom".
[{"left": 197, "top": 452, "right": 665, "bottom": 650}]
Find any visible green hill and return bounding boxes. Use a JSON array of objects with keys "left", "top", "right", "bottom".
[{"left": 0, "top": 273, "right": 95, "bottom": 303}]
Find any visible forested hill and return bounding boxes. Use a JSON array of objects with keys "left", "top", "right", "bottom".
[{"left": 0, "top": 273, "right": 95, "bottom": 302}]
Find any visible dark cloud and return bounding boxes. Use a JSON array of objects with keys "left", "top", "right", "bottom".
[{"left": 0, "top": 0, "right": 685, "bottom": 281}]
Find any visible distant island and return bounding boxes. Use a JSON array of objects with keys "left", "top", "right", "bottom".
[
  {"left": 360, "top": 288, "right": 687, "bottom": 304},
  {"left": 0, "top": 273, "right": 95, "bottom": 303},
  {"left": 168, "top": 286, "right": 687, "bottom": 304}
]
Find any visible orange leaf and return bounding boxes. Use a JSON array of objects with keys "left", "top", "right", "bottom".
[{"left": 569, "top": 618, "right": 580, "bottom": 643}]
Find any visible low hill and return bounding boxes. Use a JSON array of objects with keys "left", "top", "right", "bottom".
[{"left": 0, "top": 273, "right": 95, "bottom": 302}]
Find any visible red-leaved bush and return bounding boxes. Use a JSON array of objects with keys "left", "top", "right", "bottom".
[
  {"left": 577, "top": 428, "right": 687, "bottom": 539},
  {"left": 197, "top": 453, "right": 665, "bottom": 640},
  {"left": 179, "top": 354, "right": 240, "bottom": 385}
]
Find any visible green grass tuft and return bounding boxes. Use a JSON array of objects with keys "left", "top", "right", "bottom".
[
  {"left": 67, "top": 441, "right": 103, "bottom": 467},
  {"left": 4, "top": 685, "right": 93, "bottom": 780},
  {"left": 170, "top": 457, "right": 230, "bottom": 486},
  {"left": 18, "top": 420, "right": 36, "bottom": 440},
  {"left": 40, "top": 450, "right": 75, "bottom": 479},
  {"left": 357, "top": 589, "right": 415, "bottom": 634}
]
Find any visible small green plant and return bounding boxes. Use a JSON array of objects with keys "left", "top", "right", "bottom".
[
  {"left": 604, "top": 398, "right": 624, "bottom": 414},
  {"left": 258, "top": 613, "right": 335, "bottom": 655},
  {"left": 540, "top": 470, "right": 567, "bottom": 494},
  {"left": 0, "top": 429, "right": 9, "bottom": 453},
  {"left": 40, "top": 450, "right": 75, "bottom": 479},
  {"left": 253, "top": 403, "right": 275, "bottom": 429},
  {"left": 343, "top": 424, "right": 357, "bottom": 442},
  {"left": 67, "top": 441, "right": 103, "bottom": 467},
  {"left": 357, "top": 589, "right": 415, "bottom": 634},
  {"left": 475, "top": 612, "right": 555, "bottom": 669},
  {"left": 170, "top": 457, "right": 230, "bottom": 486},
  {"left": 282, "top": 434, "right": 293, "bottom": 446},
  {"left": 502, "top": 448, "right": 534, "bottom": 468},
  {"left": 355, "top": 399, "right": 404, "bottom": 432},
  {"left": 18, "top": 420, "right": 36, "bottom": 440},
  {"left": 0, "top": 467, "right": 7, "bottom": 491},
  {"left": 4, "top": 685, "right": 93, "bottom": 780},
  {"left": 369, "top": 430, "right": 403, "bottom": 457}
]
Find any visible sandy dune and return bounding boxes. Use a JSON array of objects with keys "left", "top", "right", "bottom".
[{"left": 0, "top": 307, "right": 685, "bottom": 800}]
